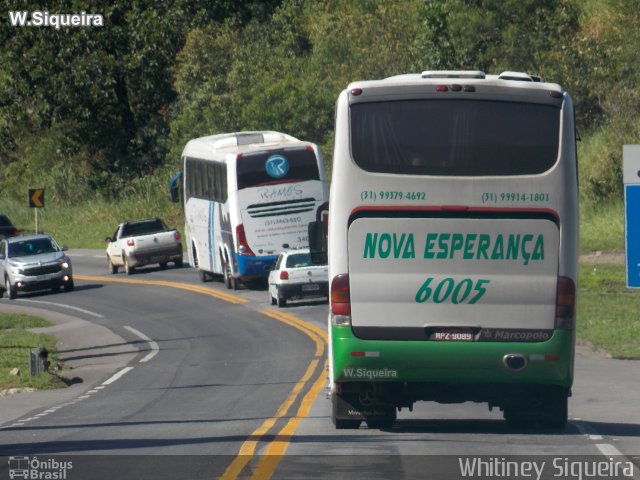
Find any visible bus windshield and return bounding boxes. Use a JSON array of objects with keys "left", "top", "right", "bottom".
[
  {"left": 350, "top": 99, "right": 561, "bottom": 176},
  {"left": 236, "top": 148, "right": 320, "bottom": 189}
]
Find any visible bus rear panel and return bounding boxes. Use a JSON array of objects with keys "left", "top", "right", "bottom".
[{"left": 327, "top": 71, "right": 578, "bottom": 429}]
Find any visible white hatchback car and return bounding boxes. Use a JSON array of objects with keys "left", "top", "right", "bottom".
[{"left": 268, "top": 248, "right": 328, "bottom": 307}]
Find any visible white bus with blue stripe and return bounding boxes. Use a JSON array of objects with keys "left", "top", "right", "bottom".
[{"left": 176, "top": 131, "right": 328, "bottom": 289}]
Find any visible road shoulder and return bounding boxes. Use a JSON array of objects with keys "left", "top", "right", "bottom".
[{"left": 0, "top": 303, "right": 137, "bottom": 426}]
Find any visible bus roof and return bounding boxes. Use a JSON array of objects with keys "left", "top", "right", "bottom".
[
  {"left": 182, "top": 131, "right": 307, "bottom": 161},
  {"left": 348, "top": 70, "right": 564, "bottom": 96}
]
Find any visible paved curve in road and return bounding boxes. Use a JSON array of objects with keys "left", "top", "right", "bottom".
[{"left": 1, "top": 249, "right": 638, "bottom": 479}]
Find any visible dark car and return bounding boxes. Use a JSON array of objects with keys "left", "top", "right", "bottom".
[{"left": 0, "top": 214, "right": 20, "bottom": 239}]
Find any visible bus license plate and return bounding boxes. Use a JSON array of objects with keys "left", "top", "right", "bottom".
[
  {"left": 429, "top": 329, "right": 474, "bottom": 342},
  {"left": 302, "top": 284, "right": 320, "bottom": 292}
]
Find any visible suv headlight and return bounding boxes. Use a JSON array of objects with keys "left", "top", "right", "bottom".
[
  {"left": 10, "top": 266, "right": 23, "bottom": 275},
  {"left": 61, "top": 261, "right": 70, "bottom": 269}
]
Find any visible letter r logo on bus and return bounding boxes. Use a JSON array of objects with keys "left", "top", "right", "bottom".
[{"left": 265, "top": 154, "right": 289, "bottom": 178}]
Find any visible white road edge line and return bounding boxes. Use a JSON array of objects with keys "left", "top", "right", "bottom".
[
  {"left": 16, "top": 299, "right": 105, "bottom": 318},
  {"left": 574, "top": 420, "right": 640, "bottom": 480},
  {"left": 124, "top": 325, "right": 160, "bottom": 363},
  {"left": 573, "top": 419, "right": 604, "bottom": 440},
  {"left": 102, "top": 366, "right": 134, "bottom": 385}
]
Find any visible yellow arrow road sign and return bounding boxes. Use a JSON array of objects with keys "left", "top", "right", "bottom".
[{"left": 29, "top": 188, "right": 45, "bottom": 208}]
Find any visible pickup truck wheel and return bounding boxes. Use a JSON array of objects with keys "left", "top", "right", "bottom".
[
  {"left": 108, "top": 256, "right": 118, "bottom": 274},
  {"left": 159, "top": 262, "right": 168, "bottom": 269},
  {"left": 124, "top": 257, "right": 134, "bottom": 275},
  {"left": 64, "top": 279, "right": 75, "bottom": 292},
  {"left": 5, "top": 277, "right": 17, "bottom": 300},
  {"left": 174, "top": 258, "right": 183, "bottom": 268}
]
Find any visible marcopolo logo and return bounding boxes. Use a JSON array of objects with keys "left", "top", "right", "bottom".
[
  {"left": 265, "top": 154, "right": 289, "bottom": 179},
  {"left": 8, "top": 456, "right": 73, "bottom": 479}
]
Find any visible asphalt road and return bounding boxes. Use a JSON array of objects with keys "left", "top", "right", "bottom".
[{"left": 1, "top": 249, "right": 638, "bottom": 480}]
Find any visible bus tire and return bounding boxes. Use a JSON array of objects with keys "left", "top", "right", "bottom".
[
  {"left": 542, "top": 390, "right": 568, "bottom": 429},
  {"left": 198, "top": 269, "right": 209, "bottom": 282},
  {"left": 504, "top": 388, "right": 568, "bottom": 429},
  {"left": 332, "top": 393, "right": 361, "bottom": 429},
  {"left": 365, "top": 407, "right": 397, "bottom": 429},
  {"left": 223, "top": 262, "right": 232, "bottom": 289}
]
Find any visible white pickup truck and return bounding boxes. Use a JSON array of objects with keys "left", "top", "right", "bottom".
[
  {"left": 267, "top": 248, "right": 329, "bottom": 307},
  {"left": 105, "top": 218, "right": 183, "bottom": 274}
]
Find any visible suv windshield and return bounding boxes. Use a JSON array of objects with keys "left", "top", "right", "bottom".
[
  {"left": 350, "top": 99, "right": 561, "bottom": 176},
  {"left": 8, "top": 238, "right": 58, "bottom": 257}
]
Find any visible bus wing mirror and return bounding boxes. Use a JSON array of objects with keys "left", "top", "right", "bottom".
[
  {"left": 169, "top": 172, "right": 183, "bottom": 203},
  {"left": 308, "top": 221, "right": 327, "bottom": 265}
]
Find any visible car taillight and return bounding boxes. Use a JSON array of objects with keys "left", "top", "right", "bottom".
[
  {"left": 174, "top": 231, "right": 181, "bottom": 241},
  {"left": 235, "top": 224, "right": 255, "bottom": 256},
  {"left": 127, "top": 239, "right": 135, "bottom": 247},
  {"left": 280, "top": 270, "right": 289, "bottom": 280},
  {"left": 12, "top": 228, "right": 20, "bottom": 236},
  {"left": 555, "top": 276, "right": 576, "bottom": 330},
  {"left": 331, "top": 273, "right": 351, "bottom": 318}
]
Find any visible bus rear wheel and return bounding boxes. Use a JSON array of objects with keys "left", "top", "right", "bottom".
[{"left": 504, "top": 388, "right": 568, "bottom": 429}]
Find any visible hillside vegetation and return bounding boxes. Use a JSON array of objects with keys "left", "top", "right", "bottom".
[{"left": 1, "top": 0, "right": 639, "bottom": 251}]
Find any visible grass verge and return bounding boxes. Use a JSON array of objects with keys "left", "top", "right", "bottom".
[
  {"left": 0, "top": 312, "right": 68, "bottom": 392},
  {"left": 578, "top": 262, "right": 640, "bottom": 358}
]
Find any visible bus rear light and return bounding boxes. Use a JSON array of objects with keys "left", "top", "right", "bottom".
[
  {"left": 555, "top": 276, "right": 575, "bottom": 330},
  {"left": 463, "top": 85, "right": 476, "bottom": 92},
  {"left": 280, "top": 270, "right": 289, "bottom": 280},
  {"left": 235, "top": 224, "right": 255, "bottom": 256},
  {"left": 351, "top": 88, "right": 363, "bottom": 96},
  {"left": 436, "top": 85, "right": 448, "bottom": 92},
  {"left": 450, "top": 84, "right": 462, "bottom": 92},
  {"left": 174, "top": 231, "right": 181, "bottom": 241},
  {"left": 127, "top": 239, "right": 135, "bottom": 247},
  {"left": 331, "top": 274, "right": 351, "bottom": 316},
  {"left": 549, "top": 91, "right": 563, "bottom": 98}
]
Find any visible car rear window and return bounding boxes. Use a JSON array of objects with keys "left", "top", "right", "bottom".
[
  {"left": 286, "top": 253, "right": 312, "bottom": 268},
  {"left": 350, "top": 99, "right": 561, "bottom": 176},
  {"left": 121, "top": 219, "right": 167, "bottom": 237}
]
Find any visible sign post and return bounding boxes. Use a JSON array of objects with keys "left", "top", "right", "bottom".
[
  {"left": 28, "top": 188, "right": 45, "bottom": 233},
  {"left": 623, "top": 145, "right": 640, "bottom": 288}
]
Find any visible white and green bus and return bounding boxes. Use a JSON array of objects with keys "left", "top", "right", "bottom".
[{"left": 311, "top": 71, "right": 578, "bottom": 429}]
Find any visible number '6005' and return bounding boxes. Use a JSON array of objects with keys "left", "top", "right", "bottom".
[{"left": 415, "top": 277, "right": 490, "bottom": 304}]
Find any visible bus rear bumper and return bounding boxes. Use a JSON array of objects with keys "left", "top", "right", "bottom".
[{"left": 332, "top": 326, "right": 574, "bottom": 391}]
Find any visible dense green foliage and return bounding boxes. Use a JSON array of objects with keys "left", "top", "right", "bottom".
[{"left": 1, "top": 0, "right": 639, "bottom": 209}]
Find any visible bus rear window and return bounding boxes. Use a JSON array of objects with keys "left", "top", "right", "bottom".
[
  {"left": 350, "top": 99, "right": 561, "bottom": 176},
  {"left": 236, "top": 148, "right": 320, "bottom": 190}
]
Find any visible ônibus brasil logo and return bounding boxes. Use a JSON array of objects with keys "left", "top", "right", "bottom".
[
  {"left": 265, "top": 154, "right": 289, "bottom": 179},
  {"left": 8, "top": 456, "right": 73, "bottom": 479}
]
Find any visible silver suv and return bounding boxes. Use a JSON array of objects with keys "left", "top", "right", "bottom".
[{"left": 0, "top": 234, "right": 74, "bottom": 299}]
